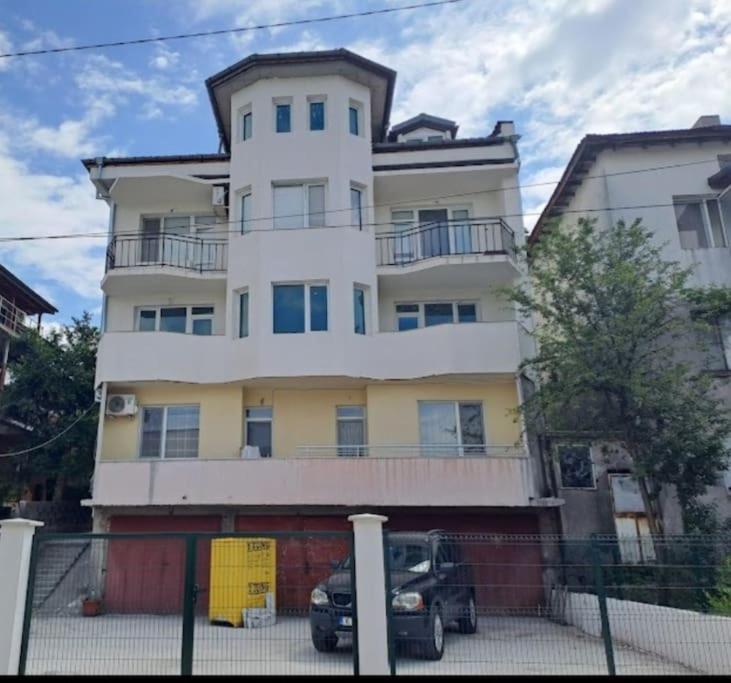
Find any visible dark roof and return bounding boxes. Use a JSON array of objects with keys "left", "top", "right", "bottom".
[
  {"left": 0, "top": 265, "right": 57, "bottom": 315},
  {"left": 708, "top": 165, "right": 731, "bottom": 190},
  {"left": 373, "top": 135, "right": 511, "bottom": 154},
  {"left": 205, "top": 49, "right": 397, "bottom": 152},
  {"left": 81, "top": 153, "right": 230, "bottom": 170},
  {"left": 530, "top": 124, "right": 731, "bottom": 246},
  {"left": 387, "top": 113, "right": 458, "bottom": 142}
]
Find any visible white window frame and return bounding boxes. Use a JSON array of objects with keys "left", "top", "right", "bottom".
[
  {"left": 348, "top": 99, "right": 363, "bottom": 137},
  {"left": 556, "top": 444, "right": 597, "bottom": 490},
  {"left": 272, "top": 281, "right": 329, "bottom": 334},
  {"left": 273, "top": 97, "right": 293, "bottom": 134},
  {"left": 417, "top": 400, "right": 487, "bottom": 457},
  {"left": 244, "top": 406, "right": 273, "bottom": 457},
  {"left": 336, "top": 405, "right": 367, "bottom": 456},
  {"left": 674, "top": 194, "right": 730, "bottom": 249},
  {"left": 236, "top": 288, "right": 250, "bottom": 339},
  {"left": 240, "top": 104, "right": 253, "bottom": 141},
  {"left": 308, "top": 95, "right": 327, "bottom": 131},
  {"left": 138, "top": 404, "right": 200, "bottom": 459},
  {"left": 240, "top": 190, "right": 252, "bottom": 233},
  {"left": 353, "top": 284, "right": 369, "bottom": 335},
  {"left": 272, "top": 182, "right": 327, "bottom": 229},
  {"left": 394, "top": 300, "right": 480, "bottom": 331},
  {"left": 135, "top": 304, "right": 215, "bottom": 335},
  {"left": 350, "top": 184, "right": 364, "bottom": 230},
  {"left": 388, "top": 205, "right": 472, "bottom": 261}
]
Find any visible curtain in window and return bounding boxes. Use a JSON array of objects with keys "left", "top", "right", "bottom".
[
  {"left": 273, "top": 186, "right": 303, "bottom": 229},
  {"left": 419, "top": 403, "right": 458, "bottom": 456},
  {"left": 164, "top": 406, "right": 200, "bottom": 458},
  {"left": 337, "top": 420, "right": 365, "bottom": 456},
  {"left": 308, "top": 185, "right": 326, "bottom": 227}
]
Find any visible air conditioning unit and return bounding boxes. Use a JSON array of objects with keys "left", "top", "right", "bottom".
[
  {"left": 106, "top": 394, "right": 137, "bottom": 417},
  {"left": 212, "top": 186, "right": 226, "bottom": 206}
]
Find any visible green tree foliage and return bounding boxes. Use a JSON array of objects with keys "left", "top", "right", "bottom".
[
  {"left": 507, "top": 218, "right": 731, "bottom": 534},
  {"left": 707, "top": 556, "right": 731, "bottom": 616},
  {"left": 0, "top": 313, "right": 99, "bottom": 501}
]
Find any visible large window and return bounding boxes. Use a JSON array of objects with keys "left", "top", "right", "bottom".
[
  {"left": 336, "top": 406, "right": 367, "bottom": 457},
  {"left": 273, "top": 282, "right": 328, "bottom": 333},
  {"left": 557, "top": 445, "right": 595, "bottom": 488},
  {"left": 395, "top": 301, "right": 478, "bottom": 331},
  {"left": 674, "top": 196, "right": 731, "bottom": 249},
  {"left": 389, "top": 207, "right": 472, "bottom": 261},
  {"left": 245, "top": 407, "right": 272, "bottom": 458},
  {"left": 309, "top": 99, "right": 325, "bottom": 131},
  {"left": 353, "top": 286, "right": 367, "bottom": 335},
  {"left": 139, "top": 214, "right": 220, "bottom": 266},
  {"left": 418, "top": 401, "right": 486, "bottom": 456},
  {"left": 273, "top": 183, "right": 326, "bottom": 229},
  {"left": 140, "top": 405, "right": 200, "bottom": 459},
  {"left": 136, "top": 305, "right": 215, "bottom": 335}
]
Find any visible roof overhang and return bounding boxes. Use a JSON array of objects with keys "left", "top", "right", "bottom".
[
  {"left": 205, "top": 49, "right": 396, "bottom": 152},
  {"left": 387, "top": 113, "right": 459, "bottom": 142},
  {"left": 0, "top": 265, "right": 56, "bottom": 315}
]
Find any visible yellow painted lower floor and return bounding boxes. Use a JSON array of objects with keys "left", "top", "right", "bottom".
[{"left": 101, "top": 379, "right": 522, "bottom": 461}]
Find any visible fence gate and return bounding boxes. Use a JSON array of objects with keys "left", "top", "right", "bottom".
[{"left": 19, "top": 530, "right": 357, "bottom": 676}]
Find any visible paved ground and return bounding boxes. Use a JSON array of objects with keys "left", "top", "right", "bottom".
[{"left": 24, "top": 614, "right": 696, "bottom": 676}]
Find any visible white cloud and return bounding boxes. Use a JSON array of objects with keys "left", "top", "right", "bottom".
[
  {"left": 0, "top": 30, "right": 12, "bottom": 70},
  {"left": 150, "top": 44, "right": 181, "bottom": 70}
]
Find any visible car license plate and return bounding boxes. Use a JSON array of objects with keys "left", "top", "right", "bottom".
[{"left": 339, "top": 616, "right": 352, "bottom": 627}]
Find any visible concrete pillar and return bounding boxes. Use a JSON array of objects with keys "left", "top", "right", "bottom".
[
  {"left": 0, "top": 518, "right": 43, "bottom": 674},
  {"left": 348, "top": 513, "right": 389, "bottom": 675}
]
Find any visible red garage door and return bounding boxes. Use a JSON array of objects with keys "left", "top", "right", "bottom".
[{"left": 105, "top": 515, "right": 221, "bottom": 614}]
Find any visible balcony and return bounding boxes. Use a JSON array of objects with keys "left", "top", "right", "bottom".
[
  {"left": 0, "top": 295, "right": 27, "bottom": 337},
  {"left": 89, "top": 448, "right": 537, "bottom": 508},
  {"left": 376, "top": 218, "right": 516, "bottom": 267},
  {"left": 106, "top": 234, "right": 228, "bottom": 273}
]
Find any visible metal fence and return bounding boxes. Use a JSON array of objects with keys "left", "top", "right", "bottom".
[
  {"left": 19, "top": 531, "right": 356, "bottom": 676},
  {"left": 106, "top": 235, "right": 228, "bottom": 273}
]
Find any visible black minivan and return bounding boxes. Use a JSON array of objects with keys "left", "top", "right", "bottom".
[{"left": 309, "top": 530, "right": 478, "bottom": 660}]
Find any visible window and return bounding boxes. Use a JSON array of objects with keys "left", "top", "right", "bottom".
[
  {"left": 240, "top": 192, "right": 252, "bottom": 233},
  {"left": 353, "top": 286, "right": 367, "bottom": 335},
  {"left": 349, "top": 104, "right": 360, "bottom": 136},
  {"left": 428, "top": 135, "right": 443, "bottom": 141},
  {"left": 674, "top": 196, "right": 730, "bottom": 249},
  {"left": 610, "top": 475, "right": 656, "bottom": 564},
  {"left": 394, "top": 301, "right": 479, "bottom": 331},
  {"left": 140, "top": 405, "right": 199, "bottom": 459},
  {"left": 350, "top": 186, "right": 363, "bottom": 230},
  {"left": 336, "top": 406, "right": 367, "bottom": 456},
  {"left": 191, "top": 306, "right": 214, "bottom": 336},
  {"left": 245, "top": 407, "right": 272, "bottom": 458},
  {"left": 136, "top": 305, "right": 215, "bottom": 335},
  {"left": 418, "top": 401, "right": 486, "bottom": 456},
  {"left": 275, "top": 103, "right": 291, "bottom": 133},
  {"left": 242, "top": 110, "right": 253, "bottom": 141},
  {"left": 389, "top": 207, "right": 472, "bottom": 260},
  {"left": 309, "top": 100, "right": 325, "bottom": 131},
  {"left": 238, "top": 291, "right": 249, "bottom": 338},
  {"left": 273, "top": 282, "right": 328, "bottom": 333},
  {"left": 273, "top": 183, "right": 326, "bottom": 229},
  {"left": 557, "top": 445, "right": 594, "bottom": 488}
]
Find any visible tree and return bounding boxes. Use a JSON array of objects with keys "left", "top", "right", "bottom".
[
  {"left": 0, "top": 313, "right": 99, "bottom": 502},
  {"left": 507, "top": 218, "right": 731, "bottom": 535}
]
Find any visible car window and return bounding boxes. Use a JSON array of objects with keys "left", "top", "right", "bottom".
[
  {"left": 436, "top": 542, "right": 453, "bottom": 567},
  {"left": 388, "top": 543, "right": 431, "bottom": 573}
]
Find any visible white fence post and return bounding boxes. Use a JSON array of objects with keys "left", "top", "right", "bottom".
[
  {"left": 348, "top": 513, "right": 389, "bottom": 675},
  {"left": 0, "top": 518, "right": 43, "bottom": 674}
]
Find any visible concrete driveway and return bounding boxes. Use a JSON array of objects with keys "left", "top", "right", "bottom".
[{"left": 24, "top": 614, "right": 695, "bottom": 676}]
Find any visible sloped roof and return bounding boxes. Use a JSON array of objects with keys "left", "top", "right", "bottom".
[
  {"left": 387, "top": 113, "right": 459, "bottom": 142},
  {"left": 0, "top": 265, "right": 57, "bottom": 315}
]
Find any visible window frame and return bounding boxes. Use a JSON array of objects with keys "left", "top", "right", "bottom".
[
  {"left": 417, "top": 400, "right": 487, "bottom": 457},
  {"left": 237, "top": 289, "right": 249, "bottom": 339},
  {"left": 308, "top": 97, "right": 326, "bottom": 131},
  {"left": 350, "top": 185, "right": 364, "bottom": 230},
  {"left": 273, "top": 98, "right": 292, "bottom": 134},
  {"left": 556, "top": 444, "right": 596, "bottom": 490},
  {"left": 336, "top": 405, "right": 367, "bottom": 457},
  {"left": 353, "top": 285, "right": 368, "bottom": 335},
  {"left": 241, "top": 106, "right": 253, "bottom": 141},
  {"left": 673, "top": 194, "right": 730, "bottom": 249},
  {"left": 348, "top": 100, "right": 363, "bottom": 137},
  {"left": 272, "top": 182, "right": 327, "bottom": 229},
  {"left": 394, "top": 300, "right": 480, "bottom": 331},
  {"left": 272, "top": 281, "right": 329, "bottom": 334},
  {"left": 244, "top": 406, "right": 273, "bottom": 458},
  {"left": 240, "top": 191, "right": 252, "bottom": 234},
  {"left": 135, "top": 304, "right": 215, "bottom": 335},
  {"left": 138, "top": 404, "right": 200, "bottom": 459}
]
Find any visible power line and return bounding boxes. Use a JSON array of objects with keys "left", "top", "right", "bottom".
[
  {"left": 0, "top": 403, "right": 97, "bottom": 458},
  {"left": 0, "top": 156, "right": 722, "bottom": 244},
  {"left": 0, "top": 0, "right": 466, "bottom": 59}
]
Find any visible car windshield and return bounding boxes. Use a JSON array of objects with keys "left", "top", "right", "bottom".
[{"left": 337, "top": 542, "right": 432, "bottom": 574}]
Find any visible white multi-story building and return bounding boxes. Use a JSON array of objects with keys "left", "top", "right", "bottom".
[
  {"left": 83, "top": 50, "right": 556, "bottom": 565},
  {"left": 531, "top": 115, "right": 731, "bottom": 542}
]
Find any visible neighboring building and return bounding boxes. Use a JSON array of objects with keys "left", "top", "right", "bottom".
[
  {"left": 0, "top": 264, "right": 57, "bottom": 453},
  {"left": 531, "top": 115, "right": 731, "bottom": 546},
  {"left": 81, "top": 49, "right": 560, "bottom": 608}
]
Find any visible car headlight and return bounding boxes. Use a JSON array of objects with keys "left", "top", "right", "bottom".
[
  {"left": 392, "top": 591, "right": 424, "bottom": 611},
  {"left": 311, "top": 587, "right": 329, "bottom": 606}
]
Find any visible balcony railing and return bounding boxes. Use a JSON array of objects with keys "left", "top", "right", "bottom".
[
  {"left": 376, "top": 217, "right": 516, "bottom": 266},
  {"left": 295, "top": 444, "right": 525, "bottom": 458},
  {"left": 0, "top": 295, "right": 27, "bottom": 336},
  {"left": 106, "top": 234, "right": 227, "bottom": 273}
]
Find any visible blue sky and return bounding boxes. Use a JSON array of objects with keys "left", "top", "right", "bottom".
[{"left": 0, "top": 0, "right": 729, "bottom": 328}]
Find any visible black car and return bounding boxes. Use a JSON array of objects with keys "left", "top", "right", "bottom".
[{"left": 309, "top": 530, "right": 478, "bottom": 660}]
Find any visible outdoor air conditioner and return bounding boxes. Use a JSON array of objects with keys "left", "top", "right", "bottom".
[
  {"left": 106, "top": 394, "right": 137, "bottom": 417},
  {"left": 212, "top": 186, "right": 226, "bottom": 206}
]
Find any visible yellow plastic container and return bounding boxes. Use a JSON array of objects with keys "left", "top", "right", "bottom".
[{"left": 209, "top": 537, "right": 276, "bottom": 627}]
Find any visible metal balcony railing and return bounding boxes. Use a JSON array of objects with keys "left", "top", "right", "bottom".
[
  {"left": 295, "top": 444, "right": 525, "bottom": 458},
  {"left": 376, "top": 217, "right": 516, "bottom": 266},
  {"left": 0, "top": 295, "right": 28, "bottom": 336},
  {"left": 106, "top": 234, "right": 228, "bottom": 273}
]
